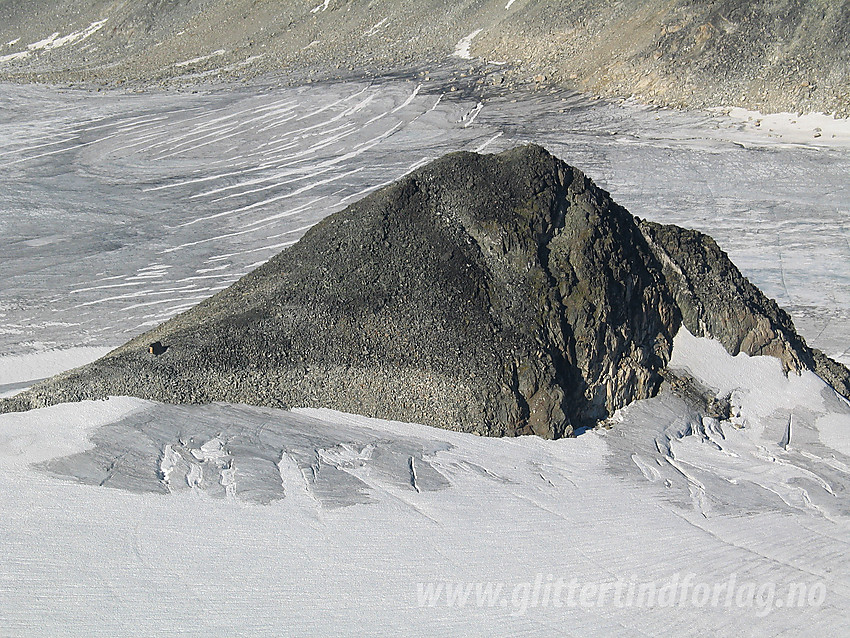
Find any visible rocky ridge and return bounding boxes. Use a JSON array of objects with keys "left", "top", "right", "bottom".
[{"left": 1, "top": 145, "right": 847, "bottom": 438}]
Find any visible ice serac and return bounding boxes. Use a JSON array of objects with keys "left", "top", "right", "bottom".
[{"left": 2, "top": 145, "right": 847, "bottom": 436}]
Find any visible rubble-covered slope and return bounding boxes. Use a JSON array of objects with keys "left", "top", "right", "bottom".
[
  {"left": 0, "top": 0, "right": 847, "bottom": 115},
  {"left": 3, "top": 145, "right": 847, "bottom": 438}
]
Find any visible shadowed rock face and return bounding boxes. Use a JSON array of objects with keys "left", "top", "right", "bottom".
[{"left": 2, "top": 145, "right": 847, "bottom": 437}]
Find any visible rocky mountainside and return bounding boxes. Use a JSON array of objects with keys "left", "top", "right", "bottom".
[
  {"left": 0, "top": 0, "right": 847, "bottom": 115},
  {"left": 2, "top": 145, "right": 847, "bottom": 438}
]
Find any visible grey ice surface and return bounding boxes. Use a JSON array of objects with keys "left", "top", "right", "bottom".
[
  {"left": 41, "top": 401, "right": 451, "bottom": 505},
  {"left": 1, "top": 78, "right": 848, "bottom": 364}
]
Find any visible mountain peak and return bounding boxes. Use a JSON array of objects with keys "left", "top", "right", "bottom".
[{"left": 2, "top": 146, "right": 847, "bottom": 437}]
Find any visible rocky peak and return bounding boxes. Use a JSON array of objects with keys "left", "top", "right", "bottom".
[{"left": 2, "top": 145, "right": 847, "bottom": 438}]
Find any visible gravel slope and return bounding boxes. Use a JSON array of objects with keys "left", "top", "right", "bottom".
[{"left": 0, "top": 0, "right": 847, "bottom": 114}]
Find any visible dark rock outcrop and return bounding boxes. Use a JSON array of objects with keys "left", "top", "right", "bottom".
[
  {"left": 2, "top": 145, "right": 847, "bottom": 437},
  {"left": 639, "top": 220, "right": 850, "bottom": 397}
]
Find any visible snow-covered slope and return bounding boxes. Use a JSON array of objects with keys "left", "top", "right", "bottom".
[{"left": 1, "top": 328, "right": 849, "bottom": 635}]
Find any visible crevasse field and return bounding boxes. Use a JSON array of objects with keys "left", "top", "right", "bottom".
[{"left": 1, "top": 78, "right": 849, "bottom": 636}]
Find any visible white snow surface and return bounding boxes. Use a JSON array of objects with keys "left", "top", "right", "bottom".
[
  {"left": 718, "top": 107, "right": 850, "bottom": 147},
  {"left": 0, "top": 346, "right": 112, "bottom": 397},
  {"left": 174, "top": 49, "right": 227, "bottom": 68},
  {"left": 0, "top": 77, "right": 849, "bottom": 634},
  {"left": 452, "top": 29, "right": 483, "bottom": 59},
  {"left": 0, "top": 19, "right": 107, "bottom": 63}
]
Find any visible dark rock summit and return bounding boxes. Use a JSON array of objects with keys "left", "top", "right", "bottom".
[{"left": 2, "top": 145, "right": 847, "bottom": 437}]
